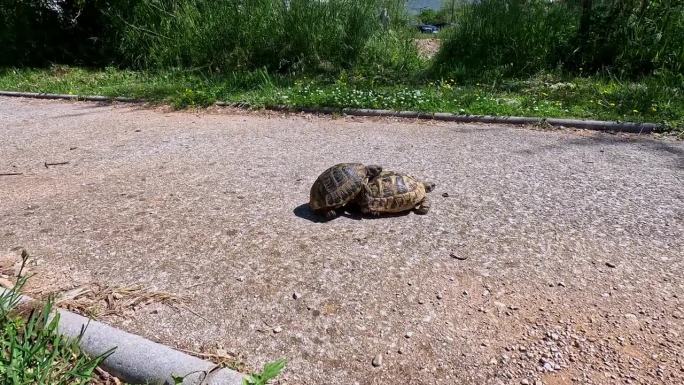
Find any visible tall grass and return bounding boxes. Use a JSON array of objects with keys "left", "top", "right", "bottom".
[
  {"left": 114, "top": 0, "right": 415, "bottom": 75},
  {"left": 434, "top": 0, "right": 684, "bottom": 81}
]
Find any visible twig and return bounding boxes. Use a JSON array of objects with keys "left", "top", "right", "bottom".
[
  {"left": 177, "top": 348, "right": 238, "bottom": 361},
  {"left": 44, "top": 161, "right": 70, "bottom": 168},
  {"left": 0, "top": 172, "right": 22, "bottom": 176}
]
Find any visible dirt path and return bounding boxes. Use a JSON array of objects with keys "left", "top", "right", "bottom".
[{"left": 1, "top": 97, "right": 682, "bottom": 385}]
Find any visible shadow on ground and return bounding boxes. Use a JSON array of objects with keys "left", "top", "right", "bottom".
[{"left": 293, "top": 203, "right": 414, "bottom": 222}]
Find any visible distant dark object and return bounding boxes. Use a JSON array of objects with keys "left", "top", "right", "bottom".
[{"left": 417, "top": 24, "right": 439, "bottom": 34}]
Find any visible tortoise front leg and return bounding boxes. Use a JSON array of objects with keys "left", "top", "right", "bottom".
[
  {"left": 415, "top": 196, "right": 431, "bottom": 215},
  {"left": 324, "top": 209, "right": 338, "bottom": 219}
]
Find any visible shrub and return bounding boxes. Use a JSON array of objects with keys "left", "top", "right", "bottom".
[{"left": 433, "top": 0, "right": 684, "bottom": 81}]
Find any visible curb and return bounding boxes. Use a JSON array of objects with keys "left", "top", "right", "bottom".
[
  {"left": 1, "top": 90, "right": 662, "bottom": 133},
  {"left": 1, "top": 288, "right": 243, "bottom": 385}
]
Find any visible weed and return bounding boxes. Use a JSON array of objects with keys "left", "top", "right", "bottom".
[
  {"left": 242, "top": 359, "right": 287, "bottom": 385},
  {"left": 0, "top": 250, "right": 110, "bottom": 385}
]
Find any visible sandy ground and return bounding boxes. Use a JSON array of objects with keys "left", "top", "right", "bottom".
[{"left": 0, "top": 96, "right": 682, "bottom": 385}]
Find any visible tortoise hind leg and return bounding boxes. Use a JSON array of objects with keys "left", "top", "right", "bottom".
[{"left": 415, "top": 196, "right": 431, "bottom": 215}]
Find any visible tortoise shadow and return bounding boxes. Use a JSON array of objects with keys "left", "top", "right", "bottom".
[
  {"left": 294, "top": 203, "right": 408, "bottom": 222},
  {"left": 293, "top": 203, "right": 327, "bottom": 223},
  {"left": 294, "top": 203, "right": 365, "bottom": 223}
]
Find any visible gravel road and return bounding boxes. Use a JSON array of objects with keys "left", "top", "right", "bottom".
[{"left": 1, "top": 97, "right": 682, "bottom": 385}]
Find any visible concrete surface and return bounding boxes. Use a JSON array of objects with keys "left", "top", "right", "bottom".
[{"left": 1, "top": 97, "right": 682, "bottom": 385}]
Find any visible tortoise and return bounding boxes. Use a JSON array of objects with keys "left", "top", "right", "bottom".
[
  {"left": 309, "top": 163, "right": 383, "bottom": 218},
  {"left": 357, "top": 171, "right": 435, "bottom": 215}
]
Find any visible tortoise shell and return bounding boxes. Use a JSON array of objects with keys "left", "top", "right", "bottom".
[
  {"left": 360, "top": 171, "right": 429, "bottom": 214},
  {"left": 309, "top": 163, "right": 372, "bottom": 213}
]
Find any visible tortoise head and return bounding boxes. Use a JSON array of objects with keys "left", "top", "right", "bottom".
[
  {"left": 365, "top": 164, "right": 383, "bottom": 179},
  {"left": 423, "top": 181, "right": 436, "bottom": 192}
]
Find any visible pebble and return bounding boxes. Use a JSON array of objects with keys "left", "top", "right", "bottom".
[
  {"left": 521, "top": 379, "right": 530, "bottom": 385},
  {"left": 405, "top": 331, "right": 413, "bottom": 338},
  {"left": 372, "top": 353, "right": 383, "bottom": 367},
  {"left": 605, "top": 262, "right": 617, "bottom": 268},
  {"left": 450, "top": 253, "right": 468, "bottom": 261},
  {"left": 436, "top": 293, "right": 444, "bottom": 300},
  {"left": 236, "top": 276, "right": 245, "bottom": 282},
  {"left": 292, "top": 291, "right": 301, "bottom": 300},
  {"left": 272, "top": 326, "right": 283, "bottom": 334},
  {"left": 442, "top": 192, "right": 450, "bottom": 197},
  {"left": 543, "top": 362, "right": 554, "bottom": 372}
]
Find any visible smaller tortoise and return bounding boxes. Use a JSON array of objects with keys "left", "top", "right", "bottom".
[
  {"left": 358, "top": 171, "right": 435, "bottom": 215},
  {"left": 309, "top": 163, "right": 382, "bottom": 218}
]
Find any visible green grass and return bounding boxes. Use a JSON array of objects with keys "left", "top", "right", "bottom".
[
  {"left": 0, "top": 66, "right": 681, "bottom": 131},
  {"left": 1, "top": 251, "right": 108, "bottom": 385}
]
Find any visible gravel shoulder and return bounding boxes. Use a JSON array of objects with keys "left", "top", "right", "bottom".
[{"left": 1, "top": 97, "right": 682, "bottom": 385}]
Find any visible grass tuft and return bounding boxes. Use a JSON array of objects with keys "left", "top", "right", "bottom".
[{"left": 1, "top": 250, "right": 110, "bottom": 385}]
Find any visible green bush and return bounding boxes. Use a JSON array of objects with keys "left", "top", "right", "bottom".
[
  {"left": 0, "top": 0, "right": 128, "bottom": 66},
  {"left": 434, "top": 0, "right": 684, "bottom": 81},
  {"left": 572, "top": 0, "right": 684, "bottom": 77},
  {"left": 433, "top": 0, "right": 577, "bottom": 80}
]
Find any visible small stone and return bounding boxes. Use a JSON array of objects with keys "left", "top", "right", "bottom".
[
  {"left": 543, "top": 362, "right": 554, "bottom": 372},
  {"left": 450, "top": 253, "right": 468, "bottom": 261},
  {"left": 436, "top": 293, "right": 444, "bottom": 300},
  {"left": 534, "top": 380, "right": 543, "bottom": 385},
  {"left": 292, "top": 292, "right": 301, "bottom": 300},
  {"left": 372, "top": 353, "right": 383, "bottom": 367},
  {"left": 398, "top": 347, "right": 404, "bottom": 354},
  {"left": 557, "top": 282, "right": 566, "bottom": 287},
  {"left": 605, "top": 262, "right": 617, "bottom": 268},
  {"left": 521, "top": 379, "right": 530, "bottom": 385},
  {"left": 236, "top": 276, "right": 244, "bottom": 282},
  {"left": 418, "top": 298, "right": 425, "bottom": 304},
  {"left": 442, "top": 192, "right": 450, "bottom": 198},
  {"left": 272, "top": 326, "right": 283, "bottom": 334},
  {"left": 405, "top": 331, "right": 413, "bottom": 339}
]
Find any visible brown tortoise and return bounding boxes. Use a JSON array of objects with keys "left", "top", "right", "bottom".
[
  {"left": 358, "top": 171, "right": 435, "bottom": 215},
  {"left": 309, "top": 163, "right": 383, "bottom": 218}
]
